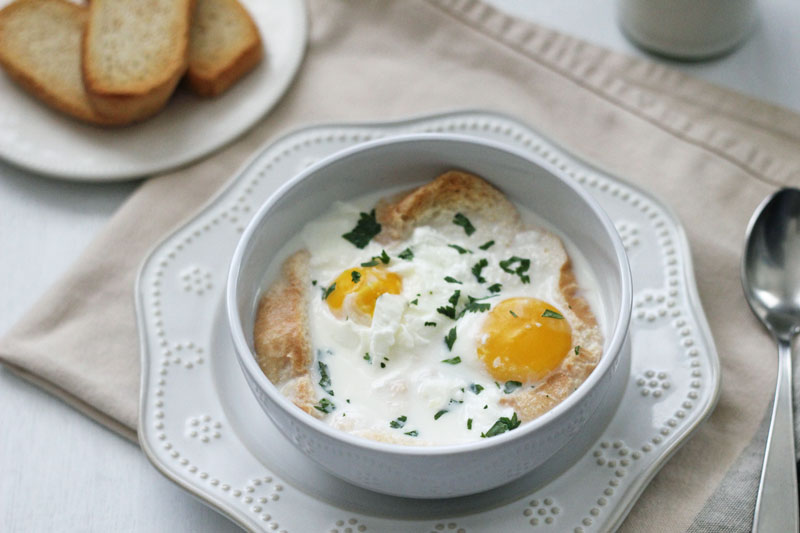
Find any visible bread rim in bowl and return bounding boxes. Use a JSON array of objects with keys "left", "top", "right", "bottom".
[{"left": 227, "top": 133, "right": 633, "bottom": 499}]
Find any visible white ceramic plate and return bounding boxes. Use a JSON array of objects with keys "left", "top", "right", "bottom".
[
  {"left": 0, "top": 0, "right": 307, "bottom": 181},
  {"left": 136, "top": 111, "right": 720, "bottom": 532}
]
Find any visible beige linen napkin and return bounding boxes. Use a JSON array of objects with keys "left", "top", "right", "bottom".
[{"left": 2, "top": 0, "right": 800, "bottom": 530}]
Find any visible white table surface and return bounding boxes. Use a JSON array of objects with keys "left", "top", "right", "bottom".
[{"left": 2, "top": 1, "right": 799, "bottom": 531}]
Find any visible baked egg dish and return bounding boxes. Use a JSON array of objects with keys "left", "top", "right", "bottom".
[{"left": 254, "top": 171, "right": 603, "bottom": 445}]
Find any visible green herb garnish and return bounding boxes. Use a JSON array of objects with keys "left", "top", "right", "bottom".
[
  {"left": 363, "top": 353, "right": 372, "bottom": 364},
  {"left": 447, "top": 244, "right": 473, "bottom": 255},
  {"left": 410, "top": 298, "right": 419, "bottom": 305},
  {"left": 444, "top": 327, "right": 457, "bottom": 351},
  {"left": 314, "top": 398, "right": 336, "bottom": 414},
  {"left": 574, "top": 345, "right": 581, "bottom": 355},
  {"left": 360, "top": 259, "right": 379, "bottom": 267},
  {"left": 469, "top": 383, "right": 484, "bottom": 395},
  {"left": 318, "top": 361, "right": 333, "bottom": 395},
  {"left": 390, "top": 415, "right": 407, "bottom": 429},
  {"left": 444, "top": 276, "right": 462, "bottom": 284},
  {"left": 404, "top": 430, "right": 419, "bottom": 437},
  {"left": 503, "top": 380, "right": 522, "bottom": 394},
  {"left": 509, "top": 310, "right": 518, "bottom": 318},
  {"left": 342, "top": 210, "right": 381, "bottom": 249},
  {"left": 499, "top": 256, "right": 531, "bottom": 284},
  {"left": 479, "top": 240, "right": 495, "bottom": 250},
  {"left": 467, "top": 418, "right": 473, "bottom": 430},
  {"left": 436, "top": 290, "right": 461, "bottom": 319},
  {"left": 542, "top": 309, "right": 564, "bottom": 319},
  {"left": 434, "top": 409, "right": 448, "bottom": 420},
  {"left": 481, "top": 412, "right": 520, "bottom": 438},
  {"left": 350, "top": 271, "right": 361, "bottom": 284},
  {"left": 453, "top": 213, "right": 476, "bottom": 236},
  {"left": 322, "top": 283, "right": 336, "bottom": 300},
  {"left": 471, "top": 258, "right": 489, "bottom": 283},
  {"left": 398, "top": 248, "right": 414, "bottom": 261},
  {"left": 377, "top": 250, "right": 390, "bottom": 264},
  {"left": 424, "top": 321, "right": 437, "bottom": 327},
  {"left": 488, "top": 283, "right": 502, "bottom": 293},
  {"left": 457, "top": 295, "right": 492, "bottom": 318},
  {"left": 441, "top": 355, "right": 461, "bottom": 365}
]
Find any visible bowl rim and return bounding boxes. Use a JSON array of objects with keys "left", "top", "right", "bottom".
[{"left": 226, "top": 132, "right": 632, "bottom": 457}]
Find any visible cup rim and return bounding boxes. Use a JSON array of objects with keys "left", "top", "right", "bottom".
[{"left": 226, "top": 132, "right": 632, "bottom": 456}]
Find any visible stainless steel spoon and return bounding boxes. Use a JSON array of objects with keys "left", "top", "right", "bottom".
[{"left": 742, "top": 188, "right": 800, "bottom": 533}]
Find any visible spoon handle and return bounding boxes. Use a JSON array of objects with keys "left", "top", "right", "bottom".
[{"left": 753, "top": 337, "right": 799, "bottom": 533}]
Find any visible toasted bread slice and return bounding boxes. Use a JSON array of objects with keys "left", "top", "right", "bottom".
[
  {"left": 82, "top": 0, "right": 194, "bottom": 123},
  {"left": 0, "top": 0, "right": 126, "bottom": 126},
  {"left": 186, "top": 0, "right": 262, "bottom": 97},
  {"left": 253, "top": 249, "right": 320, "bottom": 417},
  {"left": 375, "top": 170, "right": 523, "bottom": 242}
]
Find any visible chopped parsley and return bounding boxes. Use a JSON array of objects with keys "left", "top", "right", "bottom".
[
  {"left": 503, "top": 380, "right": 523, "bottom": 394},
  {"left": 312, "top": 280, "right": 317, "bottom": 286},
  {"left": 575, "top": 345, "right": 581, "bottom": 355},
  {"left": 314, "top": 398, "right": 336, "bottom": 414},
  {"left": 471, "top": 258, "right": 489, "bottom": 283},
  {"left": 441, "top": 355, "right": 461, "bottom": 365},
  {"left": 444, "top": 276, "right": 462, "bottom": 284},
  {"left": 380, "top": 362, "right": 386, "bottom": 368},
  {"left": 322, "top": 283, "right": 336, "bottom": 300},
  {"left": 350, "top": 271, "right": 361, "bottom": 284},
  {"left": 447, "top": 244, "right": 473, "bottom": 255},
  {"left": 424, "top": 321, "right": 437, "bottom": 327},
  {"left": 444, "top": 327, "right": 458, "bottom": 351},
  {"left": 363, "top": 353, "right": 372, "bottom": 364},
  {"left": 410, "top": 298, "right": 419, "bottom": 305},
  {"left": 360, "top": 250, "right": 390, "bottom": 267},
  {"left": 398, "top": 248, "right": 414, "bottom": 261},
  {"left": 469, "top": 383, "right": 484, "bottom": 394},
  {"left": 342, "top": 210, "right": 381, "bottom": 249},
  {"left": 481, "top": 413, "right": 521, "bottom": 438},
  {"left": 509, "top": 310, "right": 518, "bottom": 318},
  {"left": 457, "top": 295, "right": 492, "bottom": 318},
  {"left": 542, "top": 309, "right": 564, "bottom": 319},
  {"left": 488, "top": 283, "right": 502, "bottom": 293},
  {"left": 390, "top": 415, "right": 407, "bottom": 429},
  {"left": 436, "top": 290, "right": 461, "bottom": 319},
  {"left": 434, "top": 409, "right": 448, "bottom": 420},
  {"left": 318, "top": 361, "right": 333, "bottom": 396},
  {"left": 404, "top": 430, "right": 419, "bottom": 437},
  {"left": 453, "top": 213, "right": 476, "bottom": 236},
  {"left": 479, "top": 240, "right": 495, "bottom": 250},
  {"left": 467, "top": 418, "right": 473, "bottom": 430},
  {"left": 499, "top": 256, "right": 531, "bottom": 284}
]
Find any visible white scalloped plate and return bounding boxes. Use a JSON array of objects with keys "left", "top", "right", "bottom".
[
  {"left": 136, "top": 111, "right": 720, "bottom": 532},
  {"left": 0, "top": 0, "right": 306, "bottom": 181}
]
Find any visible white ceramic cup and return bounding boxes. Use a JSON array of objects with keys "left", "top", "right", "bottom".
[{"left": 617, "top": 0, "right": 757, "bottom": 59}]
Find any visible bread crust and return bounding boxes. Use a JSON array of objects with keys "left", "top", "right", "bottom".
[
  {"left": 81, "top": 0, "right": 195, "bottom": 123},
  {"left": 185, "top": 0, "right": 263, "bottom": 97},
  {"left": 253, "top": 250, "right": 319, "bottom": 415},
  {"left": 0, "top": 0, "right": 129, "bottom": 126},
  {"left": 376, "top": 170, "right": 522, "bottom": 241}
]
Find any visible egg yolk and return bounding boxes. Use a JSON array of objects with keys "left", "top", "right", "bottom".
[
  {"left": 326, "top": 266, "right": 402, "bottom": 320},
  {"left": 477, "top": 297, "right": 572, "bottom": 382}
]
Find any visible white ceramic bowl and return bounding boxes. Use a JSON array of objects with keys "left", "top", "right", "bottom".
[{"left": 227, "top": 134, "right": 632, "bottom": 498}]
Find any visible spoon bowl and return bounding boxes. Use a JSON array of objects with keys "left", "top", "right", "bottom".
[{"left": 741, "top": 187, "right": 800, "bottom": 532}]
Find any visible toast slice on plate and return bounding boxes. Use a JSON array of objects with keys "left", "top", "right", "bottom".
[
  {"left": 186, "top": 0, "right": 263, "bottom": 97},
  {"left": 0, "top": 0, "right": 125, "bottom": 126},
  {"left": 82, "top": 0, "right": 194, "bottom": 123}
]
